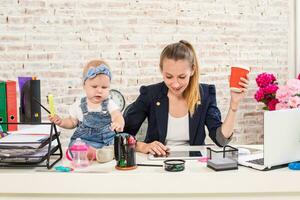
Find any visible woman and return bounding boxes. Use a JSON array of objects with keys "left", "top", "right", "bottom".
[{"left": 124, "top": 40, "right": 249, "bottom": 155}]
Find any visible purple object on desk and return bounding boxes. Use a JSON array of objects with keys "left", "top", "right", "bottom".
[{"left": 18, "top": 77, "right": 32, "bottom": 112}]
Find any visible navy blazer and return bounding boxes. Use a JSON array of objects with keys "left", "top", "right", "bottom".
[{"left": 124, "top": 82, "right": 223, "bottom": 146}]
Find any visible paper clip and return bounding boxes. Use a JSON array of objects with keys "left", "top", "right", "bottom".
[{"left": 48, "top": 94, "right": 56, "bottom": 117}]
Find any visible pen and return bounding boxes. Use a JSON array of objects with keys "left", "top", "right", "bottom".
[
  {"left": 33, "top": 97, "right": 51, "bottom": 114},
  {"left": 48, "top": 94, "right": 56, "bottom": 117},
  {"left": 137, "top": 164, "right": 163, "bottom": 167}
]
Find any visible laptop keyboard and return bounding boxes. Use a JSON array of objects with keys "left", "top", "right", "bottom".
[{"left": 249, "top": 158, "right": 264, "bottom": 165}]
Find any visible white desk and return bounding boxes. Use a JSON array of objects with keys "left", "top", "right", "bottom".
[{"left": 0, "top": 145, "right": 300, "bottom": 200}]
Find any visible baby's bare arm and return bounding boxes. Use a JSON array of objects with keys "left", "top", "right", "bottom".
[
  {"left": 48, "top": 115, "right": 78, "bottom": 129},
  {"left": 110, "top": 110, "right": 125, "bottom": 132}
]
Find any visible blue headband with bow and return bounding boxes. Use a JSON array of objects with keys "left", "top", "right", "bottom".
[{"left": 84, "top": 64, "right": 112, "bottom": 83}]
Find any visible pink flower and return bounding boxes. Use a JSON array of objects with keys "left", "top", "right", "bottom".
[
  {"left": 275, "top": 77, "right": 300, "bottom": 109},
  {"left": 263, "top": 84, "right": 278, "bottom": 94},
  {"left": 267, "top": 99, "right": 279, "bottom": 111},
  {"left": 288, "top": 96, "right": 300, "bottom": 108},
  {"left": 276, "top": 85, "right": 291, "bottom": 103},
  {"left": 255, "top": 72, "right": 300, "bottom": 110},
  {"left": 254, "top": 88, "right": 265, "bottom": 102},
  {"left": 286, "top": 79, "right": 300, "bottom": 94},
  {"left": 275, "top": 102, "right": 289, "bottom": 110},
  {"left": 256, "top": 73, "right": 276, "bottom": 88},
  {"left": 254, "top": 72, "right": 279, "bottom": 110}
]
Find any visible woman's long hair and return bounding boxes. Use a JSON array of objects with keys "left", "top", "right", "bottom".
[{"left": 159, "top": 40, "right": 200, "bottom": 115}]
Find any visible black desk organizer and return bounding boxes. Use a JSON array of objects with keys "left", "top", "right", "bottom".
[
  {"left": 206, "top": 145, "right": 238, "bottom": 171},
  {"left": 0, "top": 122, "right": 62, "bottom": 169}
]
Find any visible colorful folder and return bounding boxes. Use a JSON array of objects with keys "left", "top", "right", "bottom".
[
  {"left": 6, "top": 80, "right": 18, "bottom": 131},
  {"left": 19, "top": 79, "right": 41, "bottom": 123},
  {"left": 0, "top": 81, "right": 7, "bottom": 132}
]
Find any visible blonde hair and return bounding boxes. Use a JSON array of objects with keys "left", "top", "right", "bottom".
[
  {"left": 159, "top": 40, "right": 201, "bottom": 115},
  {"left": 82, "top": 59, "right": 110, "bottom": 82}
]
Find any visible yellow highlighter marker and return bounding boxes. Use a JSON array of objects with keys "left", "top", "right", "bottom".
[{"left": 48, "top": 94, "right": 56, "bottom": 117}]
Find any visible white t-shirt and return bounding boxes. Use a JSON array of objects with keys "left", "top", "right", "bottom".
[
  {"left": 165, "top": 113, "right": 189, "bottom": 146},
  {"left": 69, "top": 99, "right": 119, "bottom": 122}
]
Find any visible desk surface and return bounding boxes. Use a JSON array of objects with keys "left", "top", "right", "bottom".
[{"left": 1, "top": 145, "right": 300, "bottom": 200}]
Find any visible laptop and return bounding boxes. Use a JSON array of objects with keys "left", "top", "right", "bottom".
[{"left": 238, "top": 108, "right": 300, "bottom": 170}]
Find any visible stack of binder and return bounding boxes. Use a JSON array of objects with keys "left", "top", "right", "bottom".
[
  {"left": 18, "top": 77, "right": 41, "bottom": 123},
  {"left": 0, "top": 81, "right": 18, "bottom": 132}
]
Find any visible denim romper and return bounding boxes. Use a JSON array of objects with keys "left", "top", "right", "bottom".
[{"left": 69, "top": 97, "right": 115, "bottom": 148}]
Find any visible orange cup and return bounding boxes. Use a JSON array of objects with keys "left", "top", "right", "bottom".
[{"left": 230, "top": 66, "right": 249, "bottom": 92}]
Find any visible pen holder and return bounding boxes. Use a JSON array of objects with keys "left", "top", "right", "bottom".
[
  {"left": 206, "top": 145, "right": 238, "bottom": 171},
  {"left": 114, "top": 133, "right": 137, "bottom": 170}
]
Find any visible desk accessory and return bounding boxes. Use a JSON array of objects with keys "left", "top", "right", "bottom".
[
  {"left": 36, "top": 168, "right": 110, "bottom": 173},
  {"left": 55, "top": 165, "right": 73, "bottom": 172},
  {"left": 0, "top": 81, "right": 7, "bottom": 132},
  {"left": 206, "top": 145, "right": 238, "bottom": 171},
  {"left": 137, "top": 163, "right": 163, "bottom": 167},
  {"left": 288, "top": 162, "right": 300, "bottom": 170},
  {"left": 114, "top": 132, "right": 137, "bottom": 170},
  {"left": 0, "top": 99, "right": 62, "bottom": 169},
  {"left": 18, "top": 77, "right": 41, "bottom": 123},
  {"left": 47, "top": 94, "right": 55, "bottom": 117},
  {"left": 6, "top": 80, "right": 18, "bottom": 131},
  {"left": 164, "top": 159, "right": 185, "bottom": 172},
  {"left": 33, "top": 97, "right": 50, "bottom": 113},
  {"left": 0, "top": 122, "right": 62, "bottom": 169}
]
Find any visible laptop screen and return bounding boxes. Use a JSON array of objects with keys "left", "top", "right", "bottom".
[{"left": 264, "top": 108, "right": 300, "bottom": 168}]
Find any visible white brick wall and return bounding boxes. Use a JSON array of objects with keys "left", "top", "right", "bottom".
[{"left": 0, "top": 0, "right": 291, "bottom": 145}]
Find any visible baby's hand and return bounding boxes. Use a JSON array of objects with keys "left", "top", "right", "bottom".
[
  {"left": 111, "top": 121, "right": 124, "bottom": 132},
  {"left": 48, "top": 114, "right": 62, "bottom": 126}
]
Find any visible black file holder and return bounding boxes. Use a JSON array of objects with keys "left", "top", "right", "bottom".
[
  {"left": 0, "top": 122, "right": 62, "bottom": 169},
  {"left": 19, "top": 79, "right": 41, "bottom": 123}
]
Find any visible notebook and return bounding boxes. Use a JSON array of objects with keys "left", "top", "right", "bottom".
[{"left": 238, "top": 108, "right": 300, "bottom": 171}]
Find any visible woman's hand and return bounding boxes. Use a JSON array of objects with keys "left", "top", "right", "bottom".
[
  {"left": 136, "top": 141, "right": 169, "bottom": 156},
  {"left": 229, "top": 74, "right": 250, "bottom": 109},
  {"left": 48, "top": 114, "right": 62, "bottom": 126}
]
